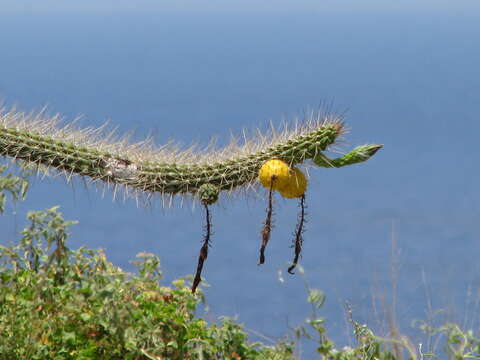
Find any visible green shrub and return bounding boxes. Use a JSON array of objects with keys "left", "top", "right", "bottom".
[{"left": 0, "top": 203, "right": 294, "bottom": 359}]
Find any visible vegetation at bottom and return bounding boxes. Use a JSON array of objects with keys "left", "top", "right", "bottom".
[{"left": 1, "top": 166, "right": 480, "bottom": 359}]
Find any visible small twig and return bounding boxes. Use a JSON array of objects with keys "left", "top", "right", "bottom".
[
  {"left": 288, "top": 194, "right": 306, "bottom": 274},
  {"left": 191, "top": 204, "right": 212, "bottom": 294},
  {"left": 259, "top": 176, "right": 276, "bottom": 265}
]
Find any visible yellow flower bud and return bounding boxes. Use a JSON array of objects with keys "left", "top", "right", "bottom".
[
  {"left": 279, "top": 167, "right": 307, "bottom": 198},
  {"left": 258, "top": 159, "right": 291, "bottom": 191}
]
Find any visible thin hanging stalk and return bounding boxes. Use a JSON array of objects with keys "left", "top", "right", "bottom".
[
  {"left": 191, "top": 204, "right": 212, "bottom": 294},
  {"left": 259, "top": 176, "right": 276, "bottom": 265},
  {"left": 288, "top": 194, "right": 306, "bottom": 274}
]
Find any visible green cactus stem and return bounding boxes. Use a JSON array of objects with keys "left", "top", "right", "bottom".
[{"left": 0, "top": 107, "right": 381, "bottom": 200}]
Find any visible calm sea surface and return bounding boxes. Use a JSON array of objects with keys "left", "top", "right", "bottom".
[{"left": 1, "top": 11, "right": 480, "bottom": 357}]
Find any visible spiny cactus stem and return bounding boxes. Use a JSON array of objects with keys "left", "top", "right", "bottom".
[{"left": 0, "top": 121, "right": 343, "bottom": 195}]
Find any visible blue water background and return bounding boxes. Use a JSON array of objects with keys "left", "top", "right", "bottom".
[{"left": 1, "top": 11, "right": 480, "bottom": 356}]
